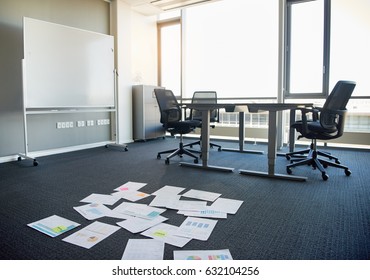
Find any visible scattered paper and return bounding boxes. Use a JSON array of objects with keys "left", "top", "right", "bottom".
[
  {"left": 62, "top": 221, "right": 120, "bottom": 249},
  {"left": 175, "top": 217, "right": 217, "bottom": 241},
  {"left": 149, "top": 194, "right": 181, "bottom": 208},
  {"left": 166, "top": 200, "right": 207, "bottom": 211},
  {"left": 152, "top": 185, "right": 186, "bottom": 196},
  {"left": 141, "top": 223, "right": 191, "bottom": 248},
  {"left": 113, "top": 202, "right": 166, "bottom": 220},
  {"left": 122, "top": 239, "right": 164, "bottom": 260},
  {"left": 74, "top": 203, "right": 111, "bottom": 220},
  {"left": 178, "top": 209, "right": 227, "bottom": 219},
  {"left": 80, "top": 193, "right": 120, "bottom": 206},
  {"left": 28, "top": 215, "right": 80, "bottom": 237},
  {"left": 117, "top": 215, "right": 168, "bottom": 233},
  {"left": 182, "top": 189, "right": 221, "bottom": 202},
  {"left": 208, "top": 198, "right": 243, "bottom": 214},
  {"left": 112, "top": 190, "right": 151, "bottom": 202},
  {"left": 173, "top": 249, "right": 233, "bottom": 260},
  {"left": 114, "top": 181, "right": 147, "bottom": 192}
]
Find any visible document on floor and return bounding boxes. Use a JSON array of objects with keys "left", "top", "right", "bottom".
[
  {"left": 208, "top": 197, "right": 244, "bottom": 214},
  {"left": 112, "top": 202, "right": 166, "bottom": 220},
  {"left": 27, "top": 215, "right": 80, "bottom": 237},
  {"left": 122, "top": 239, "right": 164, "bottom": 260},
  {"left": 73, "top": 203, "right": 111, "bottom": 220},
  {"left": 151, "top": 185, "right": 186, "bottom": 196},
  {"left": 114, "top": 181, "right": 147, "bottom": 192},
  {"left": 117, "top": 215, "right": 168, "bottom": 233},
  {"left": 173, "top": 249, "right": 233, "bottom": 260},
  {"left": 141, "top": 223, "right": 191, "bottom": 248},
  {"left": 80, "top": 193, "right": 120, "bottom": 206},
  {"left": 111, "top": 190, "right": 151, "bottom": 202},
  {"left": 181, "top": 189, "right": 221, "bottom": 202},
  {"left": 149, "top": 194, "right": 181, "bottom": 208},
  {"left": 178, "top": 208, "right": 227, "bottom": 219},
  {"left": 175, "top": 217, "right": 218, "bottom": 241},
  {"left": 62, "top": 221, "right": 120, "bottom": 249}
]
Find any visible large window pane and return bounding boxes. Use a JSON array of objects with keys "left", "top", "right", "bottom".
[
  {"left": 289, "top": 0, "right": 324, "bottom": 93},
  {"left": 183, "top": 0, "right": 278, "bottom": 99},
  {"left": 159, "top": 23, "right": 181, "bottom": 95},
  {"left": 330, "top": 0, "right": 370, "bottom": 97}
]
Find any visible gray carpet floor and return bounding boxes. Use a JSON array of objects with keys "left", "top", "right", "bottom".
[{"left": 0, "top": 137, "right": 369, "bottom": 260}]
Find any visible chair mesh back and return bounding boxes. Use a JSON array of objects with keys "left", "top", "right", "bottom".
[
  {"left": 321, "top": 80, "right": 356, "bottom": 129},
  {"left": 191, "top": 91, "right": 218, "bottom": 121},
  {"left": 154, "top": 89, "right": 181, "bottom": 124}
]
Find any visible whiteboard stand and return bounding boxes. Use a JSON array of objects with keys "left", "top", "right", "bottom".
[
  {"left": 18, "top": 59, "right": 39, "bottom": 166},
  {"left": 105, "top": 69, "right": 128, "bottom": 152}
]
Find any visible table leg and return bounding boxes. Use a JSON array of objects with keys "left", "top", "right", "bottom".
[
  {"left": 180, "top": 109, "right": 233, "bottom": 172},
  {"left": 222, "top": 112, "right": 264, "bottom": 154},
  {"left": 239, "top": 110, "right": 307, "bottom": 181}
]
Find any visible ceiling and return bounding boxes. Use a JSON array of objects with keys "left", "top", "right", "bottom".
[{"left": 120, "top": 0, "right": 221, "bottom": 16}]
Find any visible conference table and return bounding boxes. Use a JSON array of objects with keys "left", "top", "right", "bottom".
[{"left": 179, "top": 102, "right": 312, "bottom": 181}]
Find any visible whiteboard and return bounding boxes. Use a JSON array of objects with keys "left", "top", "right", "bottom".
[{"left": 23, "top": 17, "right": 115, "bottom": 108}]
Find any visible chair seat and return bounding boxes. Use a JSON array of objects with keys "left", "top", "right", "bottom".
[{"left": 292, "top": 120, "right": 338, "bottom": 140}]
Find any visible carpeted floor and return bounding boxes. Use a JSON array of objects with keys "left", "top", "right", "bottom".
[{"left": 0, "top": 137, "right": 369, "bottom": 260}]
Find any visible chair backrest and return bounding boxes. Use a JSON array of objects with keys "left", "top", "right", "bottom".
[
  {"left": 154, "top": 88, "right": 182, "bottom": 125},
  {"left": 320, "top": 80, "right": 356, "bottom": 131},
  {"left": 190, "top": 91, "right": 218, "bottom": 122}
]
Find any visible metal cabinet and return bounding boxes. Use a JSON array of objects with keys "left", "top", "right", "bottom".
[{"left": 132, "top": 85, "right": 165, "bottom": 141}]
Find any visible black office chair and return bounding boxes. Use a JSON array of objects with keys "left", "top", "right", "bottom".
[
  {"left": 154, "top": 88, "right": 201, "bottom": 165},
  {"left": 184, "top": 91, "right": 222, "bottom": 151},
  {"left": 286, "top": 80, "right": 356, "bottom": 180}
]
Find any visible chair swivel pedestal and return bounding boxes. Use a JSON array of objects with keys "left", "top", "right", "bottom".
[
  {"left": 157, "top": 134, "right": 199, "bottom": 165},
  {"left": 286, "top": 140, "right": 351, "bottom": 181}
]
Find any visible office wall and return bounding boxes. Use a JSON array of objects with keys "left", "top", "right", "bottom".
[
  {"left": 0, "top": 0, "right": 110, "bottom": 159},
  {"left": 111, "top": 0, "right": 158, "bottom": 144}
]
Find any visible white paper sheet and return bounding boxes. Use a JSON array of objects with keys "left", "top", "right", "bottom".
[
  {"left": 173, "top": 249, "right": 233, "bottom": 260},
  {"left": 117, "top": 215, "right": 168, "bottom": 233},
  {"left": 208, "top": 197, "right": 244, "bottom": 214},
  {"left": 27, "top": 215, "right": 80, "bottom": 237},
  {"left": 182, "top": 189, "right": 221, "bottom": 202},
  {"left": 111, "top": 190, "right": 151, "bottom": 202},
  {"left": 175, "top": 217, "right": 217, "bottom": 241},
  {"left": 149, "top": 194, "right": 181, "bottom": 207},
  {"left": 113, "top": 202, "right": 166, "bottom": 220},
  {"left": 122, "top": 239, "right": 165, "bottom": 260},
  {"left": 80, "top": 193, "right": 120, "bottom": 206},
  {"left": 166, "top": 200, "right": 208, "bottom": 210},
  {"left": 178, "top": 208, "right": 227, "bottom": 219},
  {"left": 114, "top": 181, "right": 147, "bottom": 192},
  {"left": 141, "top": 223, "right": 191, "bottom": 248},
  {"left": 73, "top": 203, "right": 111, "bottom": 220},
  {"left": 62, "top": 221, "right": 120, "bottom": 249},
  {"left": 151, "top": 185, "right": 186, "bottom": 196}
]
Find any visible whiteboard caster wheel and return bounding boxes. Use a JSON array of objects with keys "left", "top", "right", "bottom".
[
  {"left": 322, "top": 173, "right": 329, "bottom": 181},
  {"left": 165, "top": 159, "right": 170, "bottom": 165}
]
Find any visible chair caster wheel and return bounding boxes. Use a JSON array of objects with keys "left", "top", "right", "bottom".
[
  {"left": 33, "top": 160, "right": 39, "bottom": 166},
  {"left": 335, "top": 159, "right": 341, "bottom": 164},
  {"left": 345, "top": 169, "right": 351, "bottom": 176},
  {"left": 286, "top": 155, "right": 291, "bottom": 160},
  {"left": 157, "top": 154, "right": 161, "bottom": 159},
  {"left": 218, "top": 147, "right": 222, "bottom": 151},
  {"left": 17, "top": 156, "right": 22, "bottom": 161},
  {"left": 194, "top": 158, "right": 199, "bottom": 164},
  {"left": 286, "top": 167, "right": 292, "bottom": 174},
  {"left": 165, "top": 159, "right": 170, "bottom": 165},
  {"left": 124, "top": 147, "right": 128, "bottom": 151},
  {"left": 322, "top": 173, "right": 329, "bottom": 181}
]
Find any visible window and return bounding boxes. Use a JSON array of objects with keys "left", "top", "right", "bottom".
[
  {"left": 183, "top": 0, "right": 279, "bottom": 99},
  {"left": 157, "top": 18, "right": 181, "bottom": 95}
]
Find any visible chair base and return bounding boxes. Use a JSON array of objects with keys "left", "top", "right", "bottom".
[
  {"left": 286, "top": 141, "right": 351, "bottom": 180},
  {"left": 183, "top": 139, "right": 222, "bottom": 151},
  {"left": 157, "top": 137, "right": 200, "bottom": 165}
]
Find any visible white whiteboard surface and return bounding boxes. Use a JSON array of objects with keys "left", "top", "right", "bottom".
[{"left": 23, "top": 17, "right": 115, "bottom": 108}]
